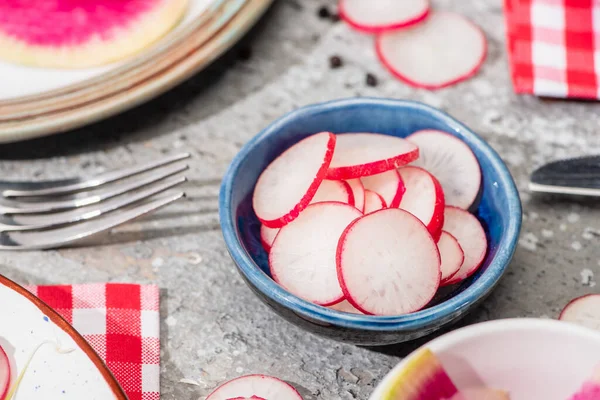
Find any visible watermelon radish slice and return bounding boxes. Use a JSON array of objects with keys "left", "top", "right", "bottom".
[
  {"left": 376, "top": 11, "right": 487, "bottom": 90},
  {"left": 397, "top": 166, "right": 445, "bottom": 241},
  {"left": 0, "top": 345, "right": 9, "bottom": 400},
  {"left": 361, "top": 169, "right": 405, "bottom": 208},
  {"left": 339, "top": 0, "right": 430, "bottom": 33},
  {"left": 328, "top": 299, "right": 364, "bottom": 314},
  {"left": 337, "top": 208, "right": 440, "bottom": 315},
  {"left": 381, "top": 348, "right": 458, "bottom": 400},
  {"left": 0, "top": 0, "right": 188, "bottom": 68},
  {"left": 346, "top": 179, "right": 365, "bottom": 212},
  {"left": 253, "top": 132, "right": 336, "bottom": 228},
  {"left": 260, "top": 225, "right": 279, "bottom": 253},
  {"left": 311, "top": 180, "right": 353, "bottom": 205},
  {"left": 407, "top": 130, "right": 482, "bottom": 210},
  {"left": 327, "top": 133, "right": 418, "bottom": 180},
  {"left": 363, "top": 189, "right": 387, "bottom": 214},
  {"left": 450, "top": 388, "right": 510, "bottom": 400},
  {"left": 438, "top": 231, "right": 464, "bottom": 284},
  {"left": 441, "top": 207, "right": 487, "bottom": 285},
  {"left": 270, "top": 202, "right": 362, "bottom": 306},
  {"left": 568, "top": 367, "right": 600, "bottom": 400},
  {"left": 559, "top": 294, "right": 600, "bottom": 331},
  {"left": 206, "top": 374, "right": 303, "bottom": 400}
]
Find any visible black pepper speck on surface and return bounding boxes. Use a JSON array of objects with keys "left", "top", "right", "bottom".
[
  {"left": 366, "top": 73, "right": 378, "bottom": 87},
  {"left": 329, "top": 55, "right": 343, "bottom": 69},
  {"left": 317, "top": 6, "right": 331, "bottom": 19}
]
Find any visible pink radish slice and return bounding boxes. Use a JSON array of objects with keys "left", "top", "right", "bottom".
[
  {"left": 407, "top": 130, "right": 481, "bottom": 210},
  {"left": 361, "top": 169, "right": 405, "bottom": 208},
  {"left": 363, "top": 190, "right": 387, "bottom": 214},
  {"left": 442, "top": 207, "right": 487, "bottom": 285},
  {"left": 328, "top": 300, "right": 364, "bottom": 314},
  {"left": 260, "top": 225, "right": 279, "bottom": 253},
  {"left": 438, "top": 231, "right": 464, "bottom": 284},
  {"left": 376, "top": 11, "right": 486, "bottom": 90},
  {"left": 228, "top": 397, "right": 266, "bottom": 400},
  {"left": 270, "top": 202, "right": 362, "bottom": 306},
  {"left": 0, "top": 345, "right": 9, "bottom": 400},
  {"left": 253, "top": 132, "right": 336, "bottom": 228},
  {"left": 339, "top": 0, "right": 429, "bottom": 33},
  {"left": 397, "top": 166, "right": 445, "bottom": 241},
  {"left": 450, "top": 388, "right": 510, "bottom": 400},
  {"left": 559, "top": 294, "right": 600, "bottom": 331},
  {"left": 311, "top": 180, "right": 353, "bottom": 205},
  {"left": 327, "top": 133, "right": 418, "bottom": 180},
  {"left": 346, "top": 179, "right": 365, "bottom": 211},
  {"left": 206, "top": 374, "right": 302, "bottom": 400},
  {"left": 337, "top": 208, "right": 440, "bottom": 316}
]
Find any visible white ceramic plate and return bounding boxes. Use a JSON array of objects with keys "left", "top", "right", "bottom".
[{"left": 0, "top": 276, "right": 126, "bottom": 399}]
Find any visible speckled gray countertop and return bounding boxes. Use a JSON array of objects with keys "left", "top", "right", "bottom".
[{"left": 0, "top": 1, "right": 599, "bottom": 399}]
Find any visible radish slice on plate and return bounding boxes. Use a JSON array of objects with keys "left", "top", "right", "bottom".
[
  {"left": 327, "top": 133, "right": 418, "bottom": 180},
  {"left": 559, "top": 294, "right": 600, "bottom": 331},
  {"left": 397, "top": 166, "right": 445, "bottom": 241},
  {"left": 339, "top": 0, "right": 430, "bottom": 33},
  {"left": 363, "top": 189, "right": 387, "bottom": 214},
  {"left": 0, "top": 345, "right": 9, "bottom": 400},
  {"left": 441, "top": 207, "right": 487, "bottom": 285},
  {"left": 361, "top": 169, "right": 405, "bottom": 208},
  {"left": 376, "top": 11, "right": 487, "bottom": 90},
  {"left": 407, "top": 130, "right": 481, "bottom": 210},
  {"left": 328, "top": 300, "right": 364, "bottom": 314},
  {"left": 311, "top": 180, "right": 353, "bottom": 205},
  {"left": 253, "top": 132, "right": 336, "bottom": 228},
  {"left": 206, "top": 374, "right": 303, "bottom": 400},
  {"left": 337, "top": 208, "right": 441, "bottom": 315},
  {"left": 260, "top": 225, "right": 279, "bottom": 253},
  {"left": 270, "top": 202, "right": 362, "bottom": 306},
  {"left": 346, "top": 179, "right": 365, "bottom": 212},
  {"left": 438, "top": 231, "right": 464, "bottom": 284}
]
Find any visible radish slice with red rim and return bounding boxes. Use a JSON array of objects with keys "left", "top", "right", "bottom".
[
  {"left": 363, "top": 189, "right": 386, "bottom": 214},
  {"left": 328, "top": 300, "right": 364, "bottom": 314},
  {"left": 206, "top": 374, "right": 303, "bottom": 400},
  {"left": 260, "top": 225, "right": 279, "bottom": 253},
  {"left": 346, "top": 179, "right": 365, "bottom": 211},
  {"left": 376, "top": 11, "right": 487, "bottom": 90},
  {"left": 270, "top": 202, "right": 362, "bottom": 306},
  {"left": 559, "top": 294, "right": 600, "bottom": 331},
  {"left": 253, "top": 132, "right": 336, "bottom": 228},
  {"left": 407, "top": 130, "right": 481, "bottom": 210},
  {"left": 441, "top": 207, "right": 487, "bottom": 285},
  {"left": 397, "top": 166, "right": 445, "bottom": 241},
  {"left": 0, "top": 345, "right": 9, "bottom": 400},
  {"left": 438, "top": 231, "right": 464, "bottom": 284},
  {"left": 339, "top": 0, "right": 430, "bottom": 33},
  {"left": 327, "top": 133, "right": 418, "bottom": 180},
  {"left": 311, "top": 180, "right": 353, "bottom": 205},
  {"left": 361, "top": 169, "right": 405, "bottom": 208},
  {"left": 337, "top": 208, "right": 440, "bottom": 315}
]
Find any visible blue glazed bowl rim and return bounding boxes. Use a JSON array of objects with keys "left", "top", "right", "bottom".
[{"left": 219, "top": 97, "right": 522, "bottom": 331}]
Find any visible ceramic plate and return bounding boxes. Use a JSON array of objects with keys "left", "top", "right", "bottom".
[{"left": 0, "top": 275, "right": 126, "bottom": 399}]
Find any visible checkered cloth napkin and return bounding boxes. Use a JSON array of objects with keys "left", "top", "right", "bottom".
[
  {"left": 25, "top": 283, "right": 160, "bottom": 400},
  {"left": 505, "top": 0, "right": 600, "bottom": 99}
]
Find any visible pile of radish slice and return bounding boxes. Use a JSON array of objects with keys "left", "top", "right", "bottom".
[
  {"left": 253, "top": 130, "right": 488, "bottom": 316},
  {"left": 338, "top": 0, "right": 487, "bottom": 89}
]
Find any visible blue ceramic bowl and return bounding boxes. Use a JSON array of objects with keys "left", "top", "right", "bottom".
[{"left": 219, "top": 98, "right": 522, "bottom": 345}]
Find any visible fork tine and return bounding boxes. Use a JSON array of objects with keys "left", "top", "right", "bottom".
[
  {"left": 1, "top": 193, "right": 185, "bottom": 250},
  {"left": 0, "top": 164, "right": 188, "bottom": 214},
  {"left": 2, "top": 153, "right": 190, "bottom": 198},
  {"left": 1, "top": 176, "right": 187, "bottom": 232}
]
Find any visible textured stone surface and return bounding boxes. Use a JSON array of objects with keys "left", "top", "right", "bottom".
[{"left": 0, "top": 0, "right": 599, "bottom": 399}]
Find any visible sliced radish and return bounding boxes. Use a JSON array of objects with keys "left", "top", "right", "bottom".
[
  {"left": 311, "top": 180, "right": 353, "bottom": 205},
  {"left": 438, "top": 231, "right": 464, "bottom": 284},
  {"left": 407, "top": 130, "right": 481, "bottom": 210},
  {"left": 253, "top": 132, "right": 336, "bottom": 228},
  {"left": 270, "top": 202, "right": 362, "bottom": 306},
  {"left": 361, "top": 169, "right": 405, "bottom": 208},
  {"left": 328, "top": 300, "right": 364, "bottom": 314},
  {"left": 441, "top": 207, "right": 487, "bottom": 285},
  {"left": 397, "top": 166, "right": 445, "bottom": 241},
  {"left": 260, "top": 225, "right": 279, "bottom": 253},
  {"left": 337, "top": 208, "right": 440, "bottom": 316},
  {"left": 0, "top": 345, "right": 9, "bottom": 400},
  {"left": 363, "top": 190, "right": 387, "bottom": 214},
  {"left": 327, "top": 133, "right": 418, "bottom": 180},
  {"left": 346, "top": 179, "right": 365, "bottom": 212},
  {"left": 376, "top": 11, "right": 487, "bottom": 90},
  {"left": 559, "top": 294, "right": 600, "bottom": 331},
  {"left": 339, "top": 0, "right": 430, "bottom": 33},
  {"left": 206, "top": 374, "right": 302, "bottom": 400}
]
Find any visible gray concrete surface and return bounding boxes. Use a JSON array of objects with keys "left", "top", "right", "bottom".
[{"left": 0, "top": 0, "right": 599, "bottom": 398}]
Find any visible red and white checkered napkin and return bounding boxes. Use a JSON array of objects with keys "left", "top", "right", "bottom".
[
  {"left": 26, "top": 283, "right": 160, "bottom": 400},
  {"left": 505, "top": 0, "right": 600, "bottom": 99}
]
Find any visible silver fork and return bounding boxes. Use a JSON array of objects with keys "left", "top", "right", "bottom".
[{"left": 0, "top": 153, "right": 190, "bottom": 250}]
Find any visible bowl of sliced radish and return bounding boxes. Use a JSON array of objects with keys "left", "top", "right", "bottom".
[{"left": 219, "top": 97, "right": 521, "bottom": 345}]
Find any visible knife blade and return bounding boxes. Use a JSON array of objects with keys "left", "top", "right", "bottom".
[{"left": 529, "top": 155, "right": 600, "bottom": 196}]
